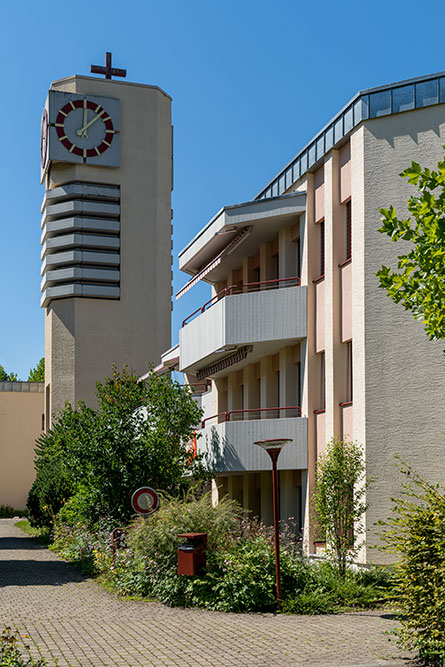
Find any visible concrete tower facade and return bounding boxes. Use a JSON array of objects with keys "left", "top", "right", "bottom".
[{"left": 40, "top": 74, "right": 172, "bottom": 424}]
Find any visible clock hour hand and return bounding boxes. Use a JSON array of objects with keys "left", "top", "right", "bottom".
[{"left": 76, "top": 110, "right": 104, "bottom": 137}]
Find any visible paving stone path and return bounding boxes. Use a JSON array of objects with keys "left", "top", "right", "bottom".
[{"left": 0, "top": 519, "right": 416, "bottom": 667}]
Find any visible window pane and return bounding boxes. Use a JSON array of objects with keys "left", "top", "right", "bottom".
[
  {"left": 439, "top": 78, "right": 445, "bottom": 103},
  {"left": 325, "top": 126, "right": 334, "bottom": 151},
  {"left": 416, "top": 80, "right": 438, "bottom": 107},
  {"left": 279, "top": 174, "right": 285, "bottom": 193},
  {"left": 300, "top": 151, "right": 308, "bottom": 173},
  {"left": 265, "top": 188, "right": 272, "bottom": 199},
  {"left": 392, "top": 84, "right": 414, "bottom": 113},
  {"left": 285, "top": 167, "right": 293, "bottom": 189},
  {"left": 292, "top": 160, "right": 300, "bottom": 182},
  {"left": 308, "top": 143, "right": 316, "bottom": 167},
  {"left": 316, "top": 136, "right": 324, "bottom": 160},
  {"left": 334, "top": 117, "right": 343, "bottom": 143},
  {"left": 272, "top": 182, "right": 278, "bottom": 197},
  {"left": 369, "top": 90, "right": 391, "bottom": 117},
  {"left": 344, "top": 107, "right": 353, "bottom": 133}
]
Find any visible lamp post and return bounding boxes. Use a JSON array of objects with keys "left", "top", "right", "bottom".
[{"left": 254, "top": 438, "right": 292, "bottom": 610}]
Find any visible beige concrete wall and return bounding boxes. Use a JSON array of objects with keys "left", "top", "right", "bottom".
[
  {"left": 356, "top": 105, "right": 445, "bottom": 562},
  {"left": 45, "top": 76, "right": 172, "bottom": 419},
  {"left": 0, "top": 389, "right": 44, "bottom": 509}
]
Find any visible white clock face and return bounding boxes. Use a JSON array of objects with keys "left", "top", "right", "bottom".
[
  {"left": 55, "top": 99, "right": 115, "bottom": 159},
  {"left": 43, "top": 90, "right": 120, "bottom": 172}
]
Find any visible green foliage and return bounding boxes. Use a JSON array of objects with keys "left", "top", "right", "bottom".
[
  {"left": 0, "top": 627, "right": 49, "bottom": 666},
  {"left": 28, "top": 366, "right": 206, "bottom": 528},
  {"left": 377, "top": 155, "right": 445, "bottom": 342},
  {"left": 313, "top": 439, "right": 368, "bottom": 577},
  {"left": 0, "top": 365, "right": 19, "bottom": 381},
  {"left": 379, "top": 457, "right": 445, "bottom": 664},
  {"left": 0, "top": 505, "right": 27, "bottom": 518},
  {"left": 27, "top": 358, "right": 45, "bottom": 382}
]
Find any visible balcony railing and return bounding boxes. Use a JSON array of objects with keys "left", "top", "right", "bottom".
[
  {"left": 201, "top": 405, "right": 302, "bottom": 428},
  {"left": 182, "top": 276, "right": 301, "bottom": 327}
]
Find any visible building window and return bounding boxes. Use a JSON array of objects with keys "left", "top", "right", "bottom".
[
  {"left": 346, "top": 341, "right": 353, "bottom": 402},
  {"left": 346, "top": 201, "right": 352, "bottom": 261},
  {"left": 320, "top": 352, "right": 325, "bottom": 410},
  {"left": 320, "top": 220, "right": 325, "bottom": 277}
]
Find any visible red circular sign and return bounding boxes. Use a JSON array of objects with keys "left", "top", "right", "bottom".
[{"left": 131, "top": 487, "right": 160, "bottom": 516}]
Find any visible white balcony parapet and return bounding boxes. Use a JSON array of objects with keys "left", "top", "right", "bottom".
[
  {"left": 197, "top": 417, "right": 308, "bottom": 473},
  {"left": 179, "top": 284, "right": 307, "bottom": 374}
]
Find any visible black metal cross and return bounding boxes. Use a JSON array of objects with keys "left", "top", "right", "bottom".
[{"left": 90, "top": 52, "right": 126, "bottom": 80}]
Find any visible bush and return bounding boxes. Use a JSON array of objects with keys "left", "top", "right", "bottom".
[
  {"left": 0, "top": 504, "right": 27, "bottom": 518},
  {"left": 379, "top": 458, "right": 445, "bottom": 665},
  {"left": 28, "top": 366, "right": 207, "bottom": 529},
  {"left": 0, "top": 627, "right": 49, "bottom": 666}
]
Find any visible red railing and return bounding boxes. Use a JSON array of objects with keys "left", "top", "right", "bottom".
[
  {"left": 182, "top": 276, "right": 301, "bottom": 327},
  {"left": 201, "top": 405, "right": 302, "bottom": 428},
  {"left": 180, "top": 383, "right": 210, "bottom": 393}
]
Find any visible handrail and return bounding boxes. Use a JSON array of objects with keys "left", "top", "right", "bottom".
[
  {"left": 201, "top": 405, "right": 302, "bottom": 428},
  {"left": 180, "top": 383, "right": 210, "bottom": 393},
  {"left": 182, "top": 276, "right": 301, "bottom": 327}
]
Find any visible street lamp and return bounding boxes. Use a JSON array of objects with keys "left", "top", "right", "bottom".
[{"left": 254, "top": 438, "right": 292, "bottom": 610}]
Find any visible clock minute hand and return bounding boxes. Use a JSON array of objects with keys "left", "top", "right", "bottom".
[{"left": 76, "top": 111, "right": 104, "bottom": 137}]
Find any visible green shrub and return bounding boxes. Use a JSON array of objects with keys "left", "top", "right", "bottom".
[
  {"left": 0, "top": 626, "right": 50, "bottom": 666},
  {"left": 379, "top": 458, "right": 445, "bottom": 665},
  {"left": 0, "top": 504, "right": 27, "bottom": 518}
]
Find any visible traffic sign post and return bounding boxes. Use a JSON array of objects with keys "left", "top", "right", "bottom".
[{"left": 131, "top": 487, "right": 160, "bottom": 520}]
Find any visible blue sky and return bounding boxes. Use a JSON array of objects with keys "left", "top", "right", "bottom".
[{"left": 1, "top": 0, "right": 445, "bottom": 379}]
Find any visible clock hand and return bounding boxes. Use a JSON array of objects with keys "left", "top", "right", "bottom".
[
  {"left": 76, "top": 110, "right": 104, "bottom": 137},
  {"left": 82, "top": 101, "right": 88, "bottom": 138}
]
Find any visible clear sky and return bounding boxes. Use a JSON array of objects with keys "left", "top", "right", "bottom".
[{"left": 1, "top": 0, "right": 445, "bottom": 379}]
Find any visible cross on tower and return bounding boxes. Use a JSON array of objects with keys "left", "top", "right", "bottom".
[{"left": 90, "top": 52, "right": 127, "bottom": 80}]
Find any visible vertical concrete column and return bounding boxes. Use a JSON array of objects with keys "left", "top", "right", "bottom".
[
  {"left": 259, "top": 242, "right": 274, "bottom": 283},
  {"left": 279, "top": 470, "right": 299, "bottom": 523},
  {"left": 214, "top": 377, "right": 227, "bottom": 416},
  {"left": 243, "top": 364, "right": 257, "bottom": 418},
  {"left": 242, "top": 256, "right": 255, "bottom": 290},
  {"left": 242, "top": 473, "right": 255, "bottom": 511},
  {"left": 227, "top": 475, "right": 234, "bottom": 500},
  {"left": 324, "top": 152, "right": 345, "bottom": 440},
  {"left": 260, "top": 356, "right": 276, "bottom": 416},
  {"left": 260, "top": 471, "right": 273, "bottom": 525},
  {"left": 227, "top": 371, "right": 241, "bottom": 412},
  {"left": 278, "top": 226, "right": 295, "bottom": 282},
  {"left": 300, "top": 172, "right": 319, "bottom": 554},
  {"left": 350, "top": 127, "right": 366, "bottom": 561},
  {"left": 279, "top": 346, "right": 297, "bottom": 411}
]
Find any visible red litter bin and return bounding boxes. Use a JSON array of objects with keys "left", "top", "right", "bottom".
[{"left": 177, "top": 533, "right": 207, "bottom": 575}]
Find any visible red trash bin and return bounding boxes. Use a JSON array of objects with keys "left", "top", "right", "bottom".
[{"left": 177, "top": 533, "right": 207, "bottom": 575}]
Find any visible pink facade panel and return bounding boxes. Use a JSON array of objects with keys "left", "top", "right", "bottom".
[
  {"left": 314, "top": 167, "right": 324, "bottom": 223},
  {"left": 342, "top": 404, "right": 353, "bottom": 440},
  {"left": 340, "top": 261, "right": 352, "bottom": 342},
  {"left": 315, "top": 279, "right": 325, "bottom": 353},
  {"left": 316, "top": 411, "right": 326, "bottom": 457},
  {"left": 339, "top": 143, "right": 351, "bottom": 204}
]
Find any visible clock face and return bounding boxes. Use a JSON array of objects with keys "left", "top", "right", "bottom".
[
  {"left": 55, "top": 98, "right": 115, "bottom": 159},
  {"left": 40, "top": 108, "right": 49, "bottom": 169}
]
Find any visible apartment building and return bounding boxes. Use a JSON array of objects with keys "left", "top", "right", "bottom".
[{"left": 166, "top": 71, "right": 445, "bottom": 562}]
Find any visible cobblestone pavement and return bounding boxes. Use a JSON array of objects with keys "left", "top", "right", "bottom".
[{"left": 0, "top": 519, "right": 415, "bottom": 667}]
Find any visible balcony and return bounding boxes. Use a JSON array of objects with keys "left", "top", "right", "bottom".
[
  {"left": 179, "top": 278, "right": 307, "bottom": 375},
  {"left": 197, "top": 412, "right": 307, "bottom": 473}
]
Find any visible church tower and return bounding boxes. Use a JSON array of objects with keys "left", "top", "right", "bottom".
[{"left": 40, "top": 55, "right": 172, "bottom": 425}]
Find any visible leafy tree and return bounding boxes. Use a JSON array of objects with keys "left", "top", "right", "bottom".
[
  {"left": 0, "top": 364, "right": 19, "bottom": 381},
  {"left": 28, "top": 357, "right": 45, "bottom": 382},
  {"left": 313, "top": 439, "right": 368, "bottom": 577},
  {"left": 377, "top": 155, "right": 445, "bottom": 342},
  {"left": 28, "top": 366, "right": 207, "bottom": 527},
  {"left": 378, "top": 457, "right": 445, "bottom": 665}
]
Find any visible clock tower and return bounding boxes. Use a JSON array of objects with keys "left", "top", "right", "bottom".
[{"left": 41, "top": 59, "right": 173, "bottom": 425}]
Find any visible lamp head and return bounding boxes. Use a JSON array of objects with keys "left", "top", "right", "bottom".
[{"left": 254, "top": 438, "right": 292, "bottom": 463}]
